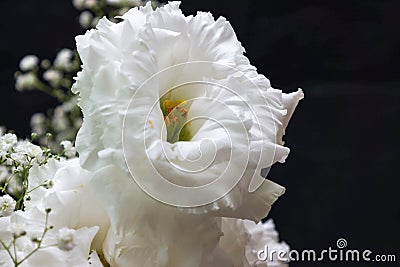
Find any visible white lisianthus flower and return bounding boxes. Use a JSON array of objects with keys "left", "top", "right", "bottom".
[
  {"left": 219, "top": 218, "right": 290, "bottom": 267},
  {"left": 0, "top": 195, "right": 16, "bottom": 217},
  {"left": 15, "top": 72, "right": 37, "bottom": 91},
  {"left": 73, "top": 2, "right": 303, "bottom": 266},
  {"left": 25, "top": 158, "right": 110, "bottom": 252},
  {"left": 19, "top": 55, "right": 39, "bottom": 71}
]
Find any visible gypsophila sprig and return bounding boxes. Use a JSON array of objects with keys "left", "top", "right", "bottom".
[
  {"left": 15, "top": 49, "right": 80, "bottom": 101},
  {"left": 30, "top": 96, "right": 82, "bottom": 151},
  {"left": 0, "top": 208, "right": 60, "bottom": 267},
  {"left": 0, "top": 131, "right": 59, "bottom": 211},
  {"left": 16, "top": 48, "right": 82, "bottom": 151}
]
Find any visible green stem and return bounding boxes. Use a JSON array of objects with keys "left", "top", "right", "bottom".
[
  {"left": 0, "top": 239, "right": 17, "bottom": 265},
  {"left": 35, "top": 81, "right": 67, "bottom": 102},
  {"left": 16, "top": 211, "right": 50, "bottom": 266}
]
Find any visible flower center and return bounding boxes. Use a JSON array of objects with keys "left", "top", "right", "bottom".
[{"left": 160, "top": 97, "right": 192, "bottom": 143}]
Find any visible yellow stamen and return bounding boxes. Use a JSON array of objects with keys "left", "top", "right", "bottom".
[{"left": 163, "top": 99, "right": 186, "bottom": 116}]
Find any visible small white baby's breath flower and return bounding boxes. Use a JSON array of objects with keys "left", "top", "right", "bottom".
[
  {"left": 106, "top": 0, "right": 123, "bottom": 5},
  {"left": 0, "top": 195, "right": 16, "bottom": 217},
  {"left": 79, "top": 11, "right": 93, "bottom": 29},
  {"left": 54, "top": 48, "right": 74, "bottom": 70},
  {"left": 5, "top": 158, "right": 13, "bottom": 166},
  {"left": 72, "top": 0, "right": 85, "bottom": 10},
  {"left": 57, "top": 228, "right": 76, "bottom": 251},
  {"left": 15, "top": 72, "right": 37, "bottom": 91},
  {"left": 60, "top": 140, "right": 72, "bottom": 149},
  {"left": 52, "top": 108, "right": 69, "bottom": 131},
  {"left": 0, "top": 133, "right": 18, "bottom": 151},
  {"left": 31, "top": 113, "right": 46, "bottom": 126},
  {"left": 60, "top": 96, "right": 78, "bottom": 112},
  {"left": 19, "top": 55, "right": 39, "bottom": 71},
  {"left": 15, "top": 141, "right": 43, "bottom": 159},
  {"left": 43, "top": 69, "right": 62, "bottom": 84},
  {"left": 107, "top": 0, "right": 142, "bottom": 6},
  {"left": 85, "top": 0, "right": 97, "bottom": 8},
  {"left": 31, "top": 113, "right": 47, "bottom": 135},
  {"left": 60, "top": 141, "right": 77, "bottom": 158}
]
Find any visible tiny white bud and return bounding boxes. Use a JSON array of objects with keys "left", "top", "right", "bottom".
[
  {"left": 43, "top": 180, "right": 54, "bottom": 189},
  {"left": 41, "top": 59, "right": 51, "bottom": 69}
]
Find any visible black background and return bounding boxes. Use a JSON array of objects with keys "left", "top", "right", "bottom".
[{"left": 0, "top": 1, "right": 399, "bottom": 266}]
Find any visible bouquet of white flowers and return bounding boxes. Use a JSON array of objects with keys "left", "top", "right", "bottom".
[{"left": 1, "top": 1, "right": 303, "bottom": 266}]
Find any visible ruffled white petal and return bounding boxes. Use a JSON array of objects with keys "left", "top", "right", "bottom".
[
  {"left": 89, "top": 164, "right": 222, "bottom": 267},
  {"left": 218, "top": 218, "right": 290, "bottom": 267},
  {"left": 26, "top": 159, "right": 110, "bottom": 251}
]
